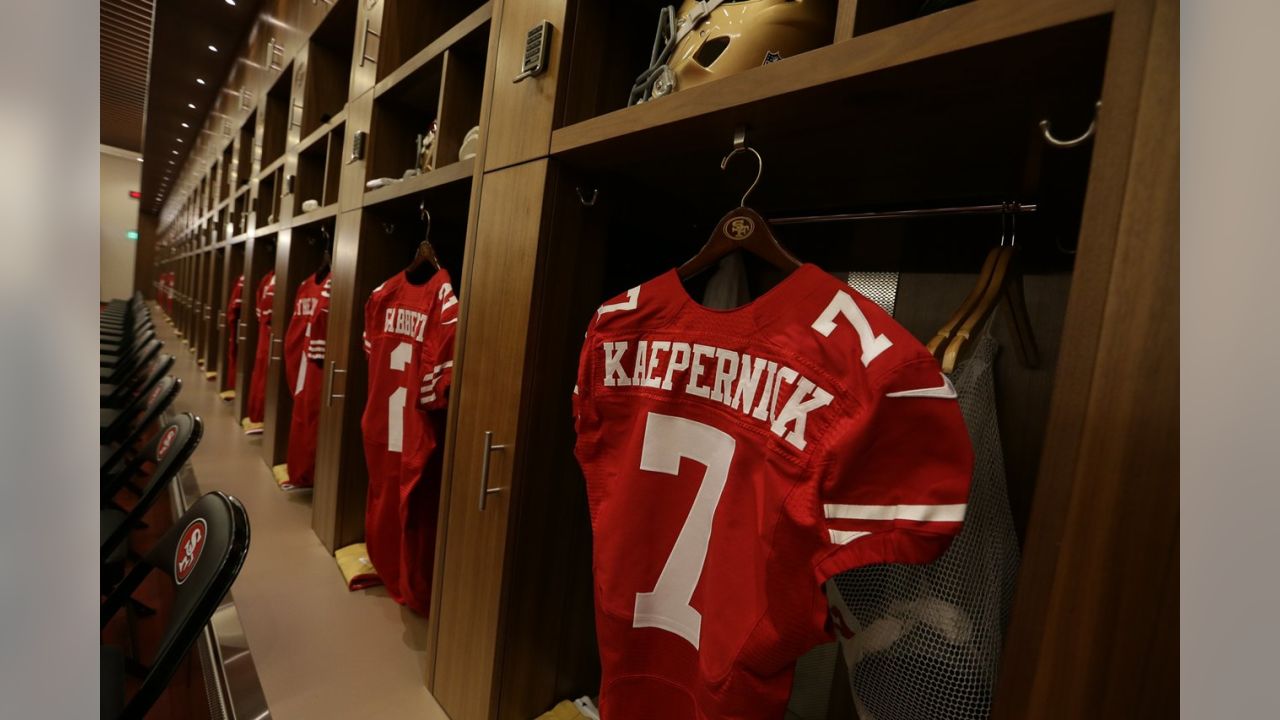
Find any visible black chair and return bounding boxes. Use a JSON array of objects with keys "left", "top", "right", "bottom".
[
  {"left": 101, "top": 331, "right": 158, "bottom": 369},
  {"left": 102, "top": 413, "right": 203, "bottom": 588},
  {"left": 101, "top": 360, "right": 177, "bottom": 444},
  {"left": 101, "top": 375, "right": 182, "bottom": 480},
  {"left": 102, "top": 353, "right": 174, "bottom": 409},
  {"left": 102, "top": 339, "right": 162, "bottom": 385},
  {"left": 102, "top": 327, "right": 156, "bottom": 356},
  {"left": 101, "top": 491, "right": 251, "bottom": 720}
]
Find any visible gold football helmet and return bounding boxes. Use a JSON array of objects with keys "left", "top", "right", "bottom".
[{"left": 629, "top": 0, "right": 835, "bottom": 105}]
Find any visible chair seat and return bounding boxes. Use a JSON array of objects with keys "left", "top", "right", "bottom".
[{"left": 101, "top": 645, "right": 125, "bottom": 719}]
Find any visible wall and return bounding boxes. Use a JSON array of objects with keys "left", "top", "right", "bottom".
[{"left": 100, "top": 146, "right": 141, "bottom": 301}]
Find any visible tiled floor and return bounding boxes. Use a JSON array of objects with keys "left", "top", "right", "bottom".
[{"left": 155, "top": 311, "right": 448, "bottom": 720}]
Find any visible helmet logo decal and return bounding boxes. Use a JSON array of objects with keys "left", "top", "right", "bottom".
[
  {"left": 174, "top": 518, "right": 207, "bottom": 585},
  {"left": 763, "top": 51, "right": 783, "bottom": 65},
  {"left": 725, "top": 216, "right": 756, "bottom": 241}
]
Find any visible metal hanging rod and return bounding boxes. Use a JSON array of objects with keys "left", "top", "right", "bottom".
[{"left": 770, "top": 201, "right": 1037, "bottom": 226}]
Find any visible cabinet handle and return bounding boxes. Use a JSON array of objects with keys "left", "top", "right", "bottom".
[
  {"left": 325, "top": 360, "right": 346, "bottom": 407},
  {"left": 359, "top": 19, "right": 380, "bottom": 67},
  {"left": 478, "top": 431, "right": 507, "bottom": 512}
]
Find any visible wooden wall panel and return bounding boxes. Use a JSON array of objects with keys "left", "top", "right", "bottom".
[{"left": 994, "top": 0, "right": 1178, "bottom": 716}]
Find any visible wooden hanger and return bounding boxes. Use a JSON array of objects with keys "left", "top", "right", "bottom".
[
  {"left": 406, "top": 200, "right": 441, "bottom": 284},
  {"left": 939, "top": 211, "right": 1039, "bottom": 373},
  {"left": 677, "top": 132, "right": 801, "bottom": 281},
  {"left": 926, "top": 246, "right": 1002, "bottom": 356}
]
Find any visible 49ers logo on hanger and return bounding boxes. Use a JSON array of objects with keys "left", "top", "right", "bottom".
[
  {"left": 156, "top": 425, "right": 179, "bottom": 461},
  {"left": 725, "top": 216, "right": 755, "bottom": 241},
  {"left": 174, "top": 518, "right": 207, "bottom": 585}
]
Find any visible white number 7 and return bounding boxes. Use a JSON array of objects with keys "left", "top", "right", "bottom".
[
  {"left": 633, "top": 412, "right": 735, "bottom": 650},
  {"left": 811, "top": 291, "right": 893, "bottom": 366}
]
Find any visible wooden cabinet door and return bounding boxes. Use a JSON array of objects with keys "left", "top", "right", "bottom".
[
  {"left": 311, "top": 210, "right": 370, "bottom": 551},
  {"left": 431, "top": 160, "right": 549, "bottom": 719},
  {"left": 482, "top": 0, "right": 569, "bottom": 171}
]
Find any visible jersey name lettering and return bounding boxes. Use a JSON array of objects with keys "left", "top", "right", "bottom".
[
  {"left": 600, "top": 339, "right": 833, "bottom": 451},
  {"left": 383, "top": 306, "right": 429, "bottom": 342}
]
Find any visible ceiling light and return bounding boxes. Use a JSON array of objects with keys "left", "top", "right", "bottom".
[
  {"left": 225, "top": 0, "right": 236, "bottom": 5},
  {"left": 172, "top": 150, "right": 179, "bottom": 155},
  {"left": 208, "top": 45, "right": 218, "bottom": 53},
  {"left": 187, "top": 103, "right": 196, "bottom": 109},
  {"left": 176, "top": 138, "right": 184, "bottom": 143},
  {"left": 196, "top": 78, "right": 206, "bottom": 85},
  {"left": 181, "top": 122, "right": 189, "bottom": 128}
]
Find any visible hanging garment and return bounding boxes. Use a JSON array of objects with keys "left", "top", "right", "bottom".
[
  {"left": 572, "top": 265, "right": 973, "bottom": 720},
  {"left": 360, "top": 269, "right": 458, "bottom": 614},
  {"left": 282, "top": 272, "right": 331, "bottom": 489},
  {"left": 245, "top": 271, "right": 275, "bottom": 427},
  {"left": 224, "top": 275, "right": 244, "bottom": 389},
  {"left": 826, "top": 333, "right": 1019, "bottom": 720}
]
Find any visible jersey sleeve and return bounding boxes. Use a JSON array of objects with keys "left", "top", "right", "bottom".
[
  {"left": 418, "top": 281, "right": 458, "bottom": 409},
  {"left": 811, "top": 357, "right": 973, "bottom": 583},
  {"left": 572, "top": 315, "right": 600, "bottom": 428}
]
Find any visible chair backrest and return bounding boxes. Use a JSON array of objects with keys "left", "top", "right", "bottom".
[
  {"left": 107, "top": 339, "right": 162, "bottom": 383},
  {"left": 106, "top": 353, "right": 174, "bottom": 406},
  {"left": 101, "top": 413, "right": 203, "bottom": 555},
  {"left": 101, "top": 375, "right": 182, "bottom": 477},
  {"left": 101, "top": 491, "right": 250, "bottom": 720}
]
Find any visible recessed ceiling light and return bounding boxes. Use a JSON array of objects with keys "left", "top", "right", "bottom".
[
  {"left": 196, "top": 78, "right": 206, "bottom": 85},
  {"left": 187, "top": 103, "right": 196, "bottom": 109},
  {"left": 176, "top": 138, "right": 184, "bottom": 143},
  {"left": 172, "top": 150, "right": 179, "bottom": 155},
  {"left": 181, "top": 122, "right": 189, "bottom": 128},
  {"left": 225, "top": 0, "right": 236, "bottom": 5},
  {"left": 208, "top": 45, "right": 218, "bottom": 53}
]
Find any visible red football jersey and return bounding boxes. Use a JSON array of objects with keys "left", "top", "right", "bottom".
[
  {"left": 283, "top": 272, "right": 331, "bottom": 488},
  {"left": 360, "top": 269, "right": 458, "bottom": 613},
  {"left": 245, "top": 271, "right": 275, "bottom": 424},
  {"left": 573, "top": 265, "right": 973, "bottom": 719},
  {"left": 225, "top": 275, "right": 245, "bottom": 387}
]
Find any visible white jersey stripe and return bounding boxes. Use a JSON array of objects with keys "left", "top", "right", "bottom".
[{"left": 823, "top": 503, "right": 967, "bottom": 523}]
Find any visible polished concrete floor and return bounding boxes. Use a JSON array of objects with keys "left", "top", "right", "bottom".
[{"left": 155, "top": 311, "right": 448, "bottom": 720}]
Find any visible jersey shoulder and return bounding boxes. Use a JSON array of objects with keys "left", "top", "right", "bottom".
[
  {"left": 769, "top": 272, "right": 938, "bottom": 396},
  {"left": 588, "top": 273, "right": 683, "bottom": 335}
]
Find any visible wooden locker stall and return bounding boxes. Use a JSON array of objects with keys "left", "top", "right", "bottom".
[{"left": 146, "top": 0, "right": 1176, "bottom": 718}]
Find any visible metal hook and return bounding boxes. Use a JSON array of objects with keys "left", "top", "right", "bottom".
[
  {"left": 1040, "top": 100, "right": 1101, "bottom": 148},
  {"left": 576, "top": 187, "right": 599, "bottom": 207},
  {"left": 419, "top": 198, "right": 432, "bottom": 240},
  {"left": 383, "top": 222, "right": 396, "bottom": 235},
  {"left": 721, "top": 127, "right": 763, "bottom": 207}
]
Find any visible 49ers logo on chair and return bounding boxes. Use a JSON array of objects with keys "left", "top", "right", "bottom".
[
  {"left": 156, "top": 425, "right": 179, "bottom": 461},
  {"left": 725, "top": 215, "right": 755, "bottom": 241},
  {"left": 174, "top": 518, "right": 207, "bottom": 585}
]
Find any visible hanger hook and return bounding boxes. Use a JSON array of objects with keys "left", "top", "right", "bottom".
[
  {"left": 721, "top": 145, "right": 763, "bottom": 208},
  {"left": 1040, "top": 100, "right": 1101, "bottom": 148},
  {"left": 420, "top": 199, "right": 432, "bottom": 241}
]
